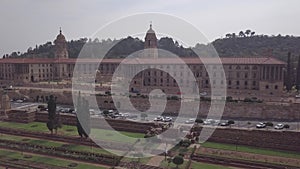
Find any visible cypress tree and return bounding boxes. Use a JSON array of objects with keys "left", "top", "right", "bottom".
[
  {"left": 76, "top": 92, "right": 90, "bottom": 138},
  {"left": 47, "top": 95, "right": 56, "bottom": 134}
]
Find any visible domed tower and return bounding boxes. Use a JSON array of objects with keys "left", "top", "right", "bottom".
[
  {"left": 144, "top": 24, "right": 158, "bottom": 58},
  {"left": 54, "top": 28, "right": 69, "bottom": 59}
]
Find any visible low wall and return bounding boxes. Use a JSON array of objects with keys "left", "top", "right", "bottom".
[
  {"left": 6, "top": 109, "right": 35, "bottom": 123},
  {"left": 196, "top": 127, "right": 300, "bottom": 152}
]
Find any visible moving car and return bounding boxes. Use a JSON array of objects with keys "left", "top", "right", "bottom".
[{"left": 256, "top": 122, "right": 266, "bottom": 128}]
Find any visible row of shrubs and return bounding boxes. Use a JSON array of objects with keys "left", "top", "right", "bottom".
[{"left": 0, "top": 139, "right": 121, "bottom": 166}]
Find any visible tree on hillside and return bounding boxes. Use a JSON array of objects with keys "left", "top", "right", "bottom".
[
  {"left": 225, "top": 33, "right": 232, "bottom": 38},
  {"left": 247, "top": 30, "right": 252, "bottom": 36},
  {"left": 47, "top": 95, "right": 61, "bottom": 134},
  {"left": 245, "top": 29, "right": 251, "bottom": 37},
  {"left": 251, "top": 31, "right": 255, "bottom": 36},
  {"left": 296, "top": 55, "right": 300, "bottom": 91},
  {"left": 285, "top": 52, "right": 293, "bottom": 91},
  {"left": 232, "top": 33, "right": 236, "bottom": 38},
  {"left": 239, "top": 31, "right": 245, "bottom": 37}
]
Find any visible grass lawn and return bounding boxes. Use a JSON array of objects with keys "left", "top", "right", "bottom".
[
  {"left": 190, "top": 161, "right": 232, "bottom": 169},
  {"left": 0, "top": 149, "right": 108, "bottom": 169},
  {"left": 0, "top": 121, "right": 145, "bottom": 142},
  {"left": 160, "top": 158, "right": 188, "bottom": 169},
  {"left": 91, "top": 128, "right": 144, "bottom": 143},
  {"left": 201, "top": 142, "right": 300, "bottom": 159}
]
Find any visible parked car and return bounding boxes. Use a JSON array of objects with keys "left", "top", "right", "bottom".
[
  {"left": 16, "top": 99, "right": 23, "bottom": 103},
  {"left": 295, "top": 94, "right": 300, "bottom": 98},
  {"left": 256, "top": 122, "right": 266, "bottom": 128},
  {"left": 163, "top": 116, "right": 173, "bottom": 122},
  {"left": 203, "top": 119, "right": 214, "bottom": 125},
  {"left": 220, "top": 121, "right": 230, "bottom": 126},
  {"left": 274, "top": 123, "right": 284, "bottom": 130},
  {"left": 185, "top": 118, "right": 196, "bottom": 124},
  {"left": 154, "top": 116, "right": 164, "bottom": 121}
]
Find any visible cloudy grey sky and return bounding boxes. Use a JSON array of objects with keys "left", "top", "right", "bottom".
[{"left": 1, "top": 0, "right": 300, "bottom": 56}]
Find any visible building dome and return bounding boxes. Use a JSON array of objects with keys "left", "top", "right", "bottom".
[
  {"left": 144, "top": 24, "right": 158, "bottom": 49},
  {"left": 54, "top": 28, "right": 69, "bottom": 59},
  {"left": 146, "top": 24, "right": 155, "bottom": 34},
  {"left": 55, "top": 28, "right": 66, "bottom": 43}
]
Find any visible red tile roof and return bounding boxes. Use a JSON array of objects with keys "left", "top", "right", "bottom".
[{"left": 0, "top": 57, "right": 286, "bottom": 65}]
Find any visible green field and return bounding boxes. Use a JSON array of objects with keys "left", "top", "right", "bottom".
[
  {"left": 0, "top": 149, "right": 107, "bottom": 169},
  {"left": 201, "top": 142, "right": 300, "bottom": 159},
  {"left": 0, "top": 121, "right": 145, "bottom": 142}
]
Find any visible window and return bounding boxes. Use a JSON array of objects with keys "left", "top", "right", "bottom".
[
  {"left": 228, "top": 80, "right": 232, "bottom": 85},
  {"left": 236, "top": 66, "right": 241, "bottom": 70},
  {"left": 275, "top": 85, "right": 278, "bottom": 89},
  {"left": 244, "top": 81, "right": 248, "bottom": 86},
  {"left": 265, "top": 85, "right": 269, "bottom": 89},
  {"left": 236, "top": 81, "right": 240, "bottom": 85},
  {"left": 252, "top": 81, "right": 256, "bottom": 86}
]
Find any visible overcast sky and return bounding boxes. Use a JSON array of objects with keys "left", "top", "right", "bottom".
[{"left": 1, "top": 0, "right": 300, "bottom": 56}]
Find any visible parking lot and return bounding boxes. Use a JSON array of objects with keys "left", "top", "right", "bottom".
[{"left": 8, "top": 101, "right": 300, "bottom": 132}]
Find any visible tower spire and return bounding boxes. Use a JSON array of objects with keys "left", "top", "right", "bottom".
[
  {"left": 150, "top": 21, "right": 152, "bottom": 29},
  {"left": 59, "top": 27, "right": 62, "bottom": 34}
]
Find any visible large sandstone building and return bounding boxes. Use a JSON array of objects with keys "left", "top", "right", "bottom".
[{"left": 0, "top": 25, "right": 286, "bottom": 95}]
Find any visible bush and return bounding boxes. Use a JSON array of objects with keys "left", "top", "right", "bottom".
[
  {"left": 180, "top": 139, "right": 191, "bottom": 147},
  {"left": 172, "top": 156, "right": 184, "bottom": 167}
]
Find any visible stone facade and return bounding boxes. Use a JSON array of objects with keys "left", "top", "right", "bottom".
[{"left": 0, "top": 26, "right": 286, "bottom": 94}]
